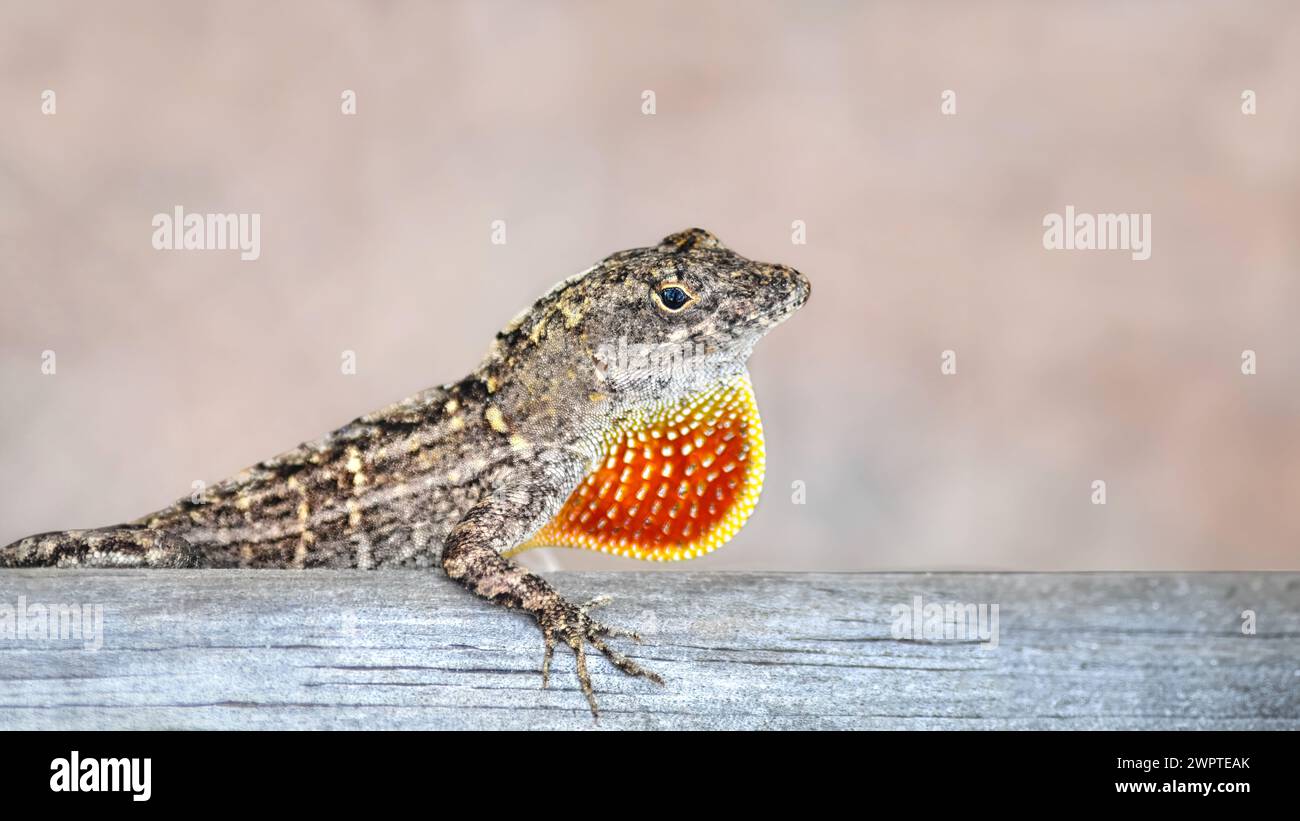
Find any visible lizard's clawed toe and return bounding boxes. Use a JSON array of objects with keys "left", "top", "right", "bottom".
[
  {"left": 580, "top": 595, "right": 643, "bottom": 642},
  {"left": 534, "top": 592, "right": 664, "bottom": 718},
  {"left": 580, "top": 594, "right": 613, "bottom": 613}
]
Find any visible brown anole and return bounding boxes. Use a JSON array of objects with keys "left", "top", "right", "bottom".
[{"left": 2, "top": 228, "right": 810, "bottom": 715}]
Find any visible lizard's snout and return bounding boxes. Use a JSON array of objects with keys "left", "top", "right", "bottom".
[
  {"left": 771, "top": 263, "right": 810, "bottom": 317},
  {"left": 789, "top": 266, "right": 811, "bottom": 309}
]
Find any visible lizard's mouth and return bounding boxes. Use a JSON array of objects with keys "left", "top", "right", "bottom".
[{"left": 737, "top": 264, "right": 811, "bottom": 335}]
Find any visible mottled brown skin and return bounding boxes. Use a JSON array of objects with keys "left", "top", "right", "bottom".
[{"left": 2, "top": 228, "right": 810, "bottom": 716}]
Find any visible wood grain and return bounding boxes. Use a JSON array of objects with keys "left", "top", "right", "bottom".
[{"left": 0, "top": 570, "right": 1296, "bottom": 729}]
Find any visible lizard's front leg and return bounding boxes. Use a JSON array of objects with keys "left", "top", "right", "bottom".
[{"left": 440, "top": 458, "right": 663, "bottom": 717}]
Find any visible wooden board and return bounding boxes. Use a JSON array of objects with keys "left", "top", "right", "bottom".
[{"left": 0, "top": 570, "right": 1296, "bottom": 729}]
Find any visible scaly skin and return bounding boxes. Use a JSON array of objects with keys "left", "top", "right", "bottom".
[{"left": 1, "top": 228, "right": 810, "bottom": 716}]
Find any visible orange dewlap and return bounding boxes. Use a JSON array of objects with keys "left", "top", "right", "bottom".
[{"left": 516, "top": 375, "right": 766, "bottom": 561}]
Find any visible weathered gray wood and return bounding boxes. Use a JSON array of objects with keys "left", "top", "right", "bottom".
[{"left": 0, "top": 571, "right": 1295, "bottom": 729}]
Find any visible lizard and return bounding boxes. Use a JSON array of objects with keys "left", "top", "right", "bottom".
[{"left": 1, "top": 228, "right": 811, "bottom": 716}]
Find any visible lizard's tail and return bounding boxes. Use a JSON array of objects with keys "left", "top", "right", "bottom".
[{"left": 0, "top": 526, "right": 205, "bottom": 568}]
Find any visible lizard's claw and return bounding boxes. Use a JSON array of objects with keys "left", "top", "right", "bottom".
[
  {"left": 579, "top": 595, "right": 644, "bottom": 642},
  {"left": 535, "top": 593, "right": 664, "bottom": 718}
]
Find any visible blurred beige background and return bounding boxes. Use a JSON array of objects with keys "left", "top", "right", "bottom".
[{"left": 2, "top": 1, "right": 1298, "bottom": 570}]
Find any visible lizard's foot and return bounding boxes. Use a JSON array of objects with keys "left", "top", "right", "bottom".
[{"left": 536, "top": 592, "right": 664, "bottom": 717}]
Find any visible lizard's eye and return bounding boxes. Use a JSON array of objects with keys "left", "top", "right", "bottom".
[{"left": 654, "top": 284, "right": 695, "bottom": 312}]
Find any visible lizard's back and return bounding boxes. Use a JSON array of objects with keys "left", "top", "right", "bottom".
[{"left": 3, "top": 376, "right": 504, "bottom": 568}]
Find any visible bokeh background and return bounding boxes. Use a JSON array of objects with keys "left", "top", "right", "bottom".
[{"left": 2, "top": 1, "right": 1297, "bottom": 571}]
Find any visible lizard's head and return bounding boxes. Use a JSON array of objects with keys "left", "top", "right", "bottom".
[
  {"left": 579, "top": 228, "right": 810, "bottom": 405},
  {"left": 489, "top": 228, "right": 810, "bottom": 408},
  {"left": 495, "top": 229, "right": 809, "bottom": 561}
]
